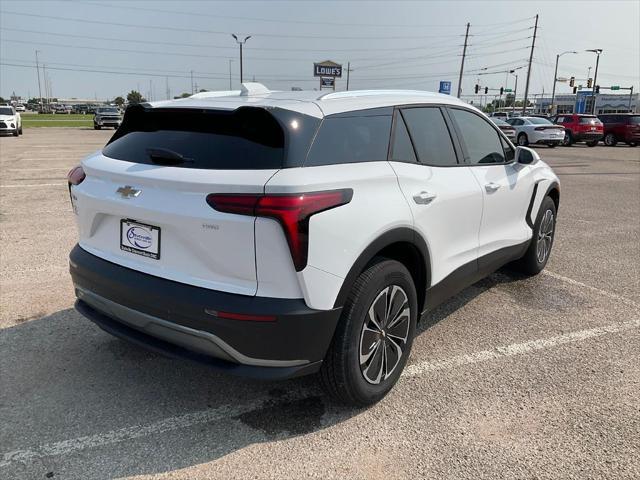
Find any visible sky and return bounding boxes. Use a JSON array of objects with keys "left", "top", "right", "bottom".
[{"left": 0, "top": 0, "right": 638, "bottom": 102}]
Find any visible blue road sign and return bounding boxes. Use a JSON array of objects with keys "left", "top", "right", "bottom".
[
  {"left": 439, "top": 81, "right": 452, "bottom": 95},
  {"left": 575, "top": 90, "right": 591, "bottom": 114}
]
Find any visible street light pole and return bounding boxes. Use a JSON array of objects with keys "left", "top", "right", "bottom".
[
  {"left": 510, "top": 71, "right": 519, "bottom": 115},
  {"left": 228, "top": 59, "right": 233, "bottom": 89},
  {"left": 550, "top": 51, "right": 577, "bottom": 116},
  {"left": 231, "top": 34, "right": 251, "bottom": 84},
  {"left": 34, "top": 50, "right": 43, "bottom": 111},
  {"left": 586, "top": 49, "right": 602, "bottom": 114}
]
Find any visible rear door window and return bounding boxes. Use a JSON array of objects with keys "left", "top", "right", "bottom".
[
  {"left": 400, "top": 107, "right": 458, "bottom": 166},
  {"left": 305, "top": 114, "right": 392, "bottom": 166},
  {"left": 390, "top": 113, "right": 417, "bottom": 163}
]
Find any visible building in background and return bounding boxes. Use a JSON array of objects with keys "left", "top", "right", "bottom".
[{"left": 535, "top": 93, "right": 638, "bottom": 115}]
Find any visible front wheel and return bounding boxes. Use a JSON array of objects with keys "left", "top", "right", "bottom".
[
  {"left": 319, "top": 259, "right": 417, "bottom": 406},
  {"left": 512, "top": 196, "right": 557, "bottom": 276},
  {"left": 94, "top": 124, "right": 101, "bottom": 130},
  {"left": 517, "top": 133, "right": 529, "bottom": 146},
  {"left": 12, "top": 129, "right": 18, "bottom": 137},
  {"left": 563, "top": 132, "right": 573, "bottom": 146},
  {"left": 548, "top": 143, "right": 556, "bottom": 148},
  {"left": 586, "top": 140, "right": 598, "bottom": 147},
  {"left": 627, "top": 142, "right": 637, "bottom": 147},
  {"left": 604, "top": 133, "right": 617, "bottom": 146},
  {"left": 18, "top": 126, "right": 23, "bottom": 135}
]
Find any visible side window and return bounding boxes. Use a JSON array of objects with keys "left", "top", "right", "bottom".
[
  {"left": 390, "top": 113, "right": 417, "bottom": 163},
  {"left": 400, "top": 107, "right": 458, "bottom": 166},
  {"left": 449, "top": 108, "right": 506, "bottom": 165},
  {"left": 305, "top": 115, "right": 392, "bottom": 167},
  {"left": 501, "top": 136, "right": 515, "bottom": 162}
]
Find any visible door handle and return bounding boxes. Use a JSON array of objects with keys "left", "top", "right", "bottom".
[
  {"left": 413, "top": 191, "right": 437, "bottom": 205},
  {"left": 485, "top": 182, "right": 501, "bottom": 193}
]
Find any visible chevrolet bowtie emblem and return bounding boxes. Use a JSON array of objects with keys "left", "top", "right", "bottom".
[{"left": 116, "top": 186, "right": 141, "bottom": 198}]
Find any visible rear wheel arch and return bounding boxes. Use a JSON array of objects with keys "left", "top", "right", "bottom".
[{"left": 333, "top": 228, "right": 430, "bottom": 312}]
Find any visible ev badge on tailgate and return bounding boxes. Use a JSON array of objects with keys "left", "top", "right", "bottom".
[{"left": 116, "top": 186, "right": 141, "bottom": 199}]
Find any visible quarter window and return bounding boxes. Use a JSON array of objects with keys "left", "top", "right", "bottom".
[
  {"left": 449, "top": 108, "right": 506, "bottom": 164},
  {"left": 400, "top": 107, "right": 458, "bottom": 166}
]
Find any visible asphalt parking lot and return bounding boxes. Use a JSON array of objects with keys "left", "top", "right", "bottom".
[{"left": 1, "top": 129, "right": 639, "bottom": 479}]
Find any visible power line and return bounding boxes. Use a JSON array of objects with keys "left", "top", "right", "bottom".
[{"left": 0, "top": 10, "right": 467, "bottom": 40}]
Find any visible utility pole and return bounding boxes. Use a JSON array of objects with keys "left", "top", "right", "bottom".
[
  {"left": 228, "top": 60, "right": 233, "bottom": 89},
  {"left": 190, "top": 70, "right": 194, "bottom": 95},
  {"left": 522, "top": 14, "right": 538, "bottom": 115},
  {"left": 457, "top": 22, "right": 470, "bottom": 98},
  {"left": 551, "top": 51, "right": 577, "bottom": 115},
  {"left": 34, "top": 50, "right": 43, "bottom": 111},
  {"left": 43, "top": 64, "right": 48, "bottom": 110},
  {"left": 165, "top": 76, "right": 170, "bottom": 100},
  {"left": 232, "top": 34, "right": 251, "bottom": 84},
  {"left": 346, "top": 62, "right": 351, "bottom": 91},
  {"left": 587, "top": 49, "right": 602, "bottom": 114},
  {"left": 629, "top": 86, "right": 634, "bottom": 112}
]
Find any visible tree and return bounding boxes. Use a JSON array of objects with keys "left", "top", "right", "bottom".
[
  {"left": 0, "top": 97, "right": 5, "bottom": 104},
  {"left": 126, "top": 90, "right": 145, "bottom": 105},
  {"left": 114, "top": 96, "right": 125, "bottom": 107},
  {"left": 173, "top": 92, "right": 191, "bottom": 99}
]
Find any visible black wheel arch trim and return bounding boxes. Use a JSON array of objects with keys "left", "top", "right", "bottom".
[
  {"left": 527, "top": 180, "right": 560, "bottom": 229},
  {"left": 332, "top": 227, "right": 431, "bottom": 310}
]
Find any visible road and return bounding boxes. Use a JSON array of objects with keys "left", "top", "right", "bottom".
[{"left": 1, "top": 129, "right": 639, "bottom": 479}]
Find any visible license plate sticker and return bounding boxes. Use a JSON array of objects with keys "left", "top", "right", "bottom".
[{"left": 120, "top": 219, "right": 161, "bottom": 260}]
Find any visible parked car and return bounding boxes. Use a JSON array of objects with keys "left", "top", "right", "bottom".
[
  {"left": 552, "top": 114, "right": 603, "bottom": 147},
  {"left": 491, "top": 118, "right": 517, "bottom": 142},
  {"left": 506, "top": 116, "right": 565, "bottom": 147},
  {"left": 0, "top": 105, "right": 22, "bottom": 136},
  {"left": 53, "top": 104, "right": 73, "bottom": 114},
  {"left": 489, "top": 112, "right": 509, "bottom": 120},
  {"left": 93, "top": 106, "right": 122, "bottom": 129},
  {"left": 14, "top": 104, "right": 26, "bottom": 112},
  {"left": 73, "top": 104, "right": 89, "bottom": 114},
  {"left": 68, "top": 86, "right": 560, "bottom": 406},
  {"left": 597, "top": 113, "right": 640, "bottom": 147}
]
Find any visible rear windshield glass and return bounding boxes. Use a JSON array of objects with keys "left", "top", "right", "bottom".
[
  {"left": 528, "top": 117, "right": 552, "bottom": 125},
  {"left": 579, "top": 116, "right": 600, "bottom": 124},
  {"left": 305, "top": 114, "right": 392, "bottom": 166},
  {"left": 103, "top": 107, "right": 289, "bottom": 169}
]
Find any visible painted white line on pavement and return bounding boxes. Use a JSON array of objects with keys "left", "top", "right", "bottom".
[
  {"left": 0, "top": 183, "right": 66, "bottom": 188},
  {"left": 2, "top": 318, "right": 638, "bottom": 469},
  {"left": 542, "top": 270, "right": 639, "bottom": 308},
  {"left": 402, "top": 318, "right": 640, "bottom": 377}
]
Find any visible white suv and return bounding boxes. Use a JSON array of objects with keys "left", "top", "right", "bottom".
[{"left": 68, "top": 85, "right": 560, "bottom": 405}]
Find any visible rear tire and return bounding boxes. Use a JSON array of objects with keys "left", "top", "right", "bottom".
[
  {"left": 627, "top": 142, "right": 637, "bottom": 147},
  {"left": 512, "top": 196, "right": 557, "bottom": 276},
  {"left": 604, "top": 133, "right": 617, "bottom": 146},
  {"left": 517, "top": 133, "right": 529, "bottom": 146},
  {"left": 319, "top": 259, "right": 417, "bottom": 406},
  {"left": 94, "top": 124, "right": 101, "bottom": 130},
  {"left": 548, "top": 143, "right": 556, "bottom": 148}
]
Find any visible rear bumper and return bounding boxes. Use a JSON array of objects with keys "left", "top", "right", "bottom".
[
  {"left": 69, "top": 245, "right": 341, "bottom": 379},
  {"left": 573, "top": 132, "right": 603, "bottom": 141}
]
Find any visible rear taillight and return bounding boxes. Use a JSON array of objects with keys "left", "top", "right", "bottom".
[
  {"left": 205, "top": 309, "right": 276, "bottom": 322},
  {"left": 67, "top": 165, "right": 86, "bottom": 186},
  {"left": 534, "top": 127, "right": 546, "bottom": 131},
  {"left": 206, "top": 189, "right": 353, "bottom": 271}
]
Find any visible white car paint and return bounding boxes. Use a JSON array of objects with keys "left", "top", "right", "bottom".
[
  {"left": 0, "top": 105, "right": 22, "bottom": 135},
  {"left": 506, "top": 116, "right": 565, "bottom": 146},
  {"left": 71, "top": 85, "right": 559, "bottom": 311}
]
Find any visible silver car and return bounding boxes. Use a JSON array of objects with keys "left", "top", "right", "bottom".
[
  {"left": 94, "top": 107, "right": 122, "bottom": 130},
  {"left": 506, "top": 116, "right": 565, "bottom": 148}
]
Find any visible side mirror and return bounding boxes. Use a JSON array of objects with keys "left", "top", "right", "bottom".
[{"left": 516, "top": 146, "right": 539, "bottom": 165}]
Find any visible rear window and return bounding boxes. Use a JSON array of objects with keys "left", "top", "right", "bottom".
[
  {"left": 528, "top": 117, "right": 553, "bottom": 125},
  {"left": 305, "top": 114, "right": 392, "bottom": 166},
  {"left": 579, "top": 116, "right": 601, "bottom": 124},
  {"left": 103, "top": 106, "right": 319, "bottom": 170}
]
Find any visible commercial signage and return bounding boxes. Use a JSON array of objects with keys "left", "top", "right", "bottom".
[
  {"left": 320, "top": 77, "right": 335, "bottom": 88},
  {"left": 575, "top": 90, "right": 592, "bottom": 114},
  {"left": 314, "top": 61, "right": 342, "bottom": 78},
  {"left": 438, "top": 81, "right": 452, "bottom": 95}
]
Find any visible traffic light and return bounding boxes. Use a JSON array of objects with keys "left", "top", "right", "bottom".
[
  {"left": 569, "top": 76, "right": 575, "bottom": 87},
  {"left": 475, "top": 84, "right": 479, "bottom": 94},
  {"left": 484, "top": 87, "right": 489, "bottom": 94},
  {"left": 573, "top": 86, "right": 578, "bottom": 94},
  {"left": 595, "top": 85, "right": 600, "bottom": 94},
  {"left": 587, "top": 77, "right": 593, "bottom": 88},
  {"left": 500, "top": 87, "right": 504, "bottom": 95}
]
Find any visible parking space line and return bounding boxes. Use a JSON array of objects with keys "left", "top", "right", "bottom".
[
  {"left": 0, "top": 183, "right": 66, "bottom": 188},
  {"left": 542, "top": 270, "right": 639, "bottom": 308},
  {"left": 2, "top": 317, "right": 638, "bottom": 469}
]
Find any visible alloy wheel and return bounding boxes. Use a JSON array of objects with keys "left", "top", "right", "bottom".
[
  {"left": 359, "top": 285, "right": 410, "bottom": 385},
  {"left": 536, "top": 209, "right": 554, "bottom": 263}
]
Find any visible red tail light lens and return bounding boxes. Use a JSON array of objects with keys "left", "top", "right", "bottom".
[
  {"left": 207, "top": 189, "right": 353, "bottom": 271},
  {"left": 205, "top": 309, "right": 276, "bottom": 322},
  {"left": 67, "top": 165, "right": 86, "bottom": 186}
]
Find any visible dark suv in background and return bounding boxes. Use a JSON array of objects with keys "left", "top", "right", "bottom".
[
  {"left": 597, "top": 113, "right": 640, "bottom": 147},
  {"left": 552, "top": 114, "right": 603, "bottom": 147}
]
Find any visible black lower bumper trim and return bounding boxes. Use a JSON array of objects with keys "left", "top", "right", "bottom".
[{"left": 77, "top": 299, "right": 322, "bottom": 380}]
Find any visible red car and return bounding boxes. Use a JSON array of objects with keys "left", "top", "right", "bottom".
[
  {"left": 597, "top": 113, "right": 640, "bottom": 147},
  {"left": 552, "top": 114, "right": 603, "bottom": 147}
]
